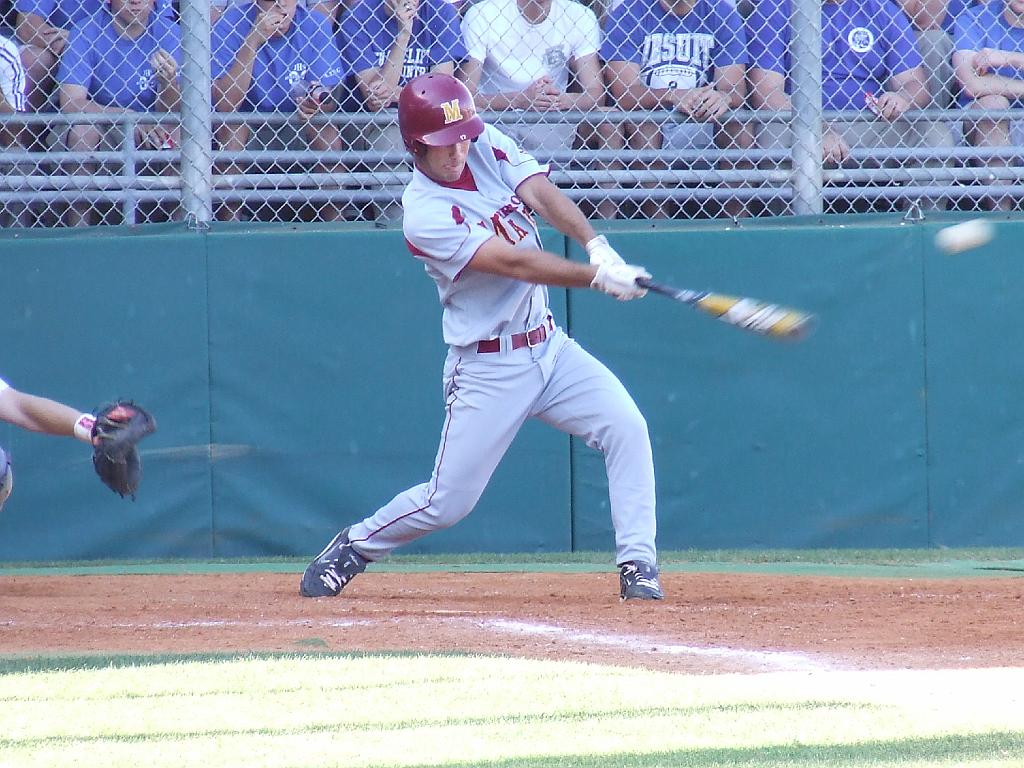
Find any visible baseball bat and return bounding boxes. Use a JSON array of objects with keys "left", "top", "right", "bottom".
[{"left": 636, "top": 278, "right": 816, "bottom": 341}]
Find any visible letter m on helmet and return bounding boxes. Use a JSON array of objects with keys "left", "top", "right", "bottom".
[{"left": 441, "top": 99, "right": 463, "bottom": 125}]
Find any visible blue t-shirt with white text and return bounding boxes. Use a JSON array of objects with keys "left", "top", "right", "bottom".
[
  {"left": 601, "top": 0, "right": 747, "bottom": 90},
  {"left": 212, "top": 4, "right": 347, "bottom": 112},
  {"left": 341, "top": 0, "right": 465, "bottom": 87}
]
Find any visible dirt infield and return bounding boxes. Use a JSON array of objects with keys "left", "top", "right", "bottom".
[{"left": 1, "top": 571, "right": 1021, "bottom": 673}]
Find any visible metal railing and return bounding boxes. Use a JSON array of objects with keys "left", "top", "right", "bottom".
[{"left": 2, "top": 0, "right": 1023, "bottom": 226}]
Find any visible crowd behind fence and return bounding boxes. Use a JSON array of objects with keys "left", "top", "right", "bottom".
[{"left": 1, "top": 0, "right": 1024, "bottom": 228}]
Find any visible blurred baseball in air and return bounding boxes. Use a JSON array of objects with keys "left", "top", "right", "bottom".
[{"left": 934, "top": 219, "right": 995, "bottom": 255}]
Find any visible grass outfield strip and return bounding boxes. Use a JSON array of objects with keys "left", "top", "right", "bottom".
[
  {"left": 1, "top": 548, "right": 1023, "bottom": 578},
  {"left": 1, "top": 653, "right": 1022, "bottom": 768}
]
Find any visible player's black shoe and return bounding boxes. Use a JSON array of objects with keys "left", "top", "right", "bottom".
[
  {"left": 619, "top": 561, "right": 664, "bottom": 601},
  {"left": 300, "top": 527, "right": 369, "bottom": 597}
]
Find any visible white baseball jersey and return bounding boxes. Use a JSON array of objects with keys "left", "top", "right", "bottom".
[
  {"left": 346, "top": 119, "right": 658, "bottom": 569},
  {"left": 0, "top": 376, "right": 8, "bottom": 393},
  {"left": 402, "top": 123, "right": 553, "bottom": 348},
  {"left": 462, "top": 0, "right": 600, "bottom": 94},
  {"left": 0, "top": 35, "right": 27, "bottom": 113}
]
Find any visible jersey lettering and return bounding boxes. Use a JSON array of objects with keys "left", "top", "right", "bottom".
[
  {"left": 490, "top": 213, "right": 514, "bottom": 244},
  {"left": 496, "top": 202, "right": 531, "bottom": 240},
  {"left": 374, "top": 47, "right": 430, "bottom": 82},
  {"left": 479, "top": 205, "right": 531, "bottom": 246},
  {"left": 401, "top": 62, "right": 429, "bottom": 81},
  {"left": 640, "top": 32, "right": 715, "bottom": 70},
  {"left": 506, "top": 217, "right": 529, "bottom": 241},
  {"left": 451, "top": 205, "right": 465, "bottom": 224},
  {"left": 137, "top": 69, "right": 157, "bottom": 91}
]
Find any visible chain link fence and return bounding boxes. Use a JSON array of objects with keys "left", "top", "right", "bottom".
[{"left": 0, "top": 0, "right": 1021, "bottom": 228}]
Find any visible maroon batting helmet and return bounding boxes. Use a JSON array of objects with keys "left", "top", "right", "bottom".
[{"left": 398, "top": 73, "right": 485, "bottom": 154}]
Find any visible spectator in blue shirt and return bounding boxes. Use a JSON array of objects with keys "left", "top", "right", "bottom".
[
  {"left": 340, "top": 0, "right": 466, "bottom": 220},
  {"left": 602, "top": 0, "right": 752, "bottom": 218},
  {"left": 212, "top": 0, "right": 348, "bottom": 221},
  {"left": 343, "top": 0, "right": 464, "bottom": 110},
  {"left": 746, "top": 0, "right": 947, "bottom": 212},
  {"left": 16, "top": 0, "right": 173, "bottom": 115},
  {"left": 952, "top": 0, "right": 1024, "bottom": 209},
  {"left": 57, "top": 0, "right": 182, "bottom": 226},
  {"left": 898, "top": 0, "right": 982, "bottom": 108}
]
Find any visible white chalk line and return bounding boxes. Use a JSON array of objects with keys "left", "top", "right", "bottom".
[
  {"left": 478, "top": 618, "right": 833, "bottom": 672},
  {"left": 2, "top": 614, "right": 832, "bottom": 671}
]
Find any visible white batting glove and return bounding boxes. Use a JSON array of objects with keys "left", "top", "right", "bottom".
[
  {"left": 591, "top": 262, "right": 650, "bottom": 301},
  {"left": 585, "top": 235, "right": 625, "bottom": 268}
]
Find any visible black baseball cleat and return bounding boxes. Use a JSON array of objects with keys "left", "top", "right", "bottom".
[
  {"left": 619, "top": 561, "right": 664, "bottom": 601},
  {"left": 300, "top": 527, "right": 369, "bottom": 597}
]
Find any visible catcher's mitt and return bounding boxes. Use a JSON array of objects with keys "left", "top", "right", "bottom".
[{"left": 91, "top": 401, "right": 157, "bottom": 499}]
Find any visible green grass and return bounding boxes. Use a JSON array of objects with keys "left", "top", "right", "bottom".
[
  {"left": 2, "top": 547, "right": 1023, "bottom": 580},
  {"left": 3, "top": 547, "right": 1024, "bottom": 570},
  {"left": 0, "top": 653, "right": 1021, "bottom": 768}
]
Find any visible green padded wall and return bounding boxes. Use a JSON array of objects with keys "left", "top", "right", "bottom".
[
  {"left": 569, "top": 218, "right": 929, "bottom": 550},
  {"left": 203, "top": 223, "right": 570, "bottom": 557},
  {"left": 0, "top": 225, "right": 213, "bottom": 559},
  {"left": 921, "top": 219, "right": 1024, "bottom": 545},
  {"left": 2, "top": 215, "right": 1023, "bottom": 561}
]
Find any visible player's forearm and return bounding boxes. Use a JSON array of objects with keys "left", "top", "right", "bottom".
[
  {"left": 0, "top": 390, "right": 89, "bottom": 440},
  {"left": 483, "top": 246, "right": 598, "bottom": 288}
]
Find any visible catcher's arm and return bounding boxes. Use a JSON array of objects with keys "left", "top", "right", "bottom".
[{"left": 0, "top": 386, "right": 96, "bottom": 442}]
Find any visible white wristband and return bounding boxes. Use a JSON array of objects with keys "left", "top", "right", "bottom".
[
  {"left": 73, "top": 414, "right": 95, "bottom": 444},
  {"left": 584, "top": 235, "right": 608, "bottom": 258}
]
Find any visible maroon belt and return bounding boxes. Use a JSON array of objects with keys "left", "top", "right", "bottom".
[{"left": 477, "top": 317, "right": 554, "bottom": 353}]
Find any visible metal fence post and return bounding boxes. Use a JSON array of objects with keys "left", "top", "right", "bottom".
[
  {"left": 179, "top": 0, "right": 213, "bottom": 227},
  {"left": 790, "top": 0, "right": 823, "bottom": 216}
]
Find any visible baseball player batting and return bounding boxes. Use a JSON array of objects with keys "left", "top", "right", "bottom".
[
  {"left": 300, "top": 72, "right": 663, "bottom": 601},
  {"left": 0, "top": 375, "right": 156, "bottom": 509}
]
